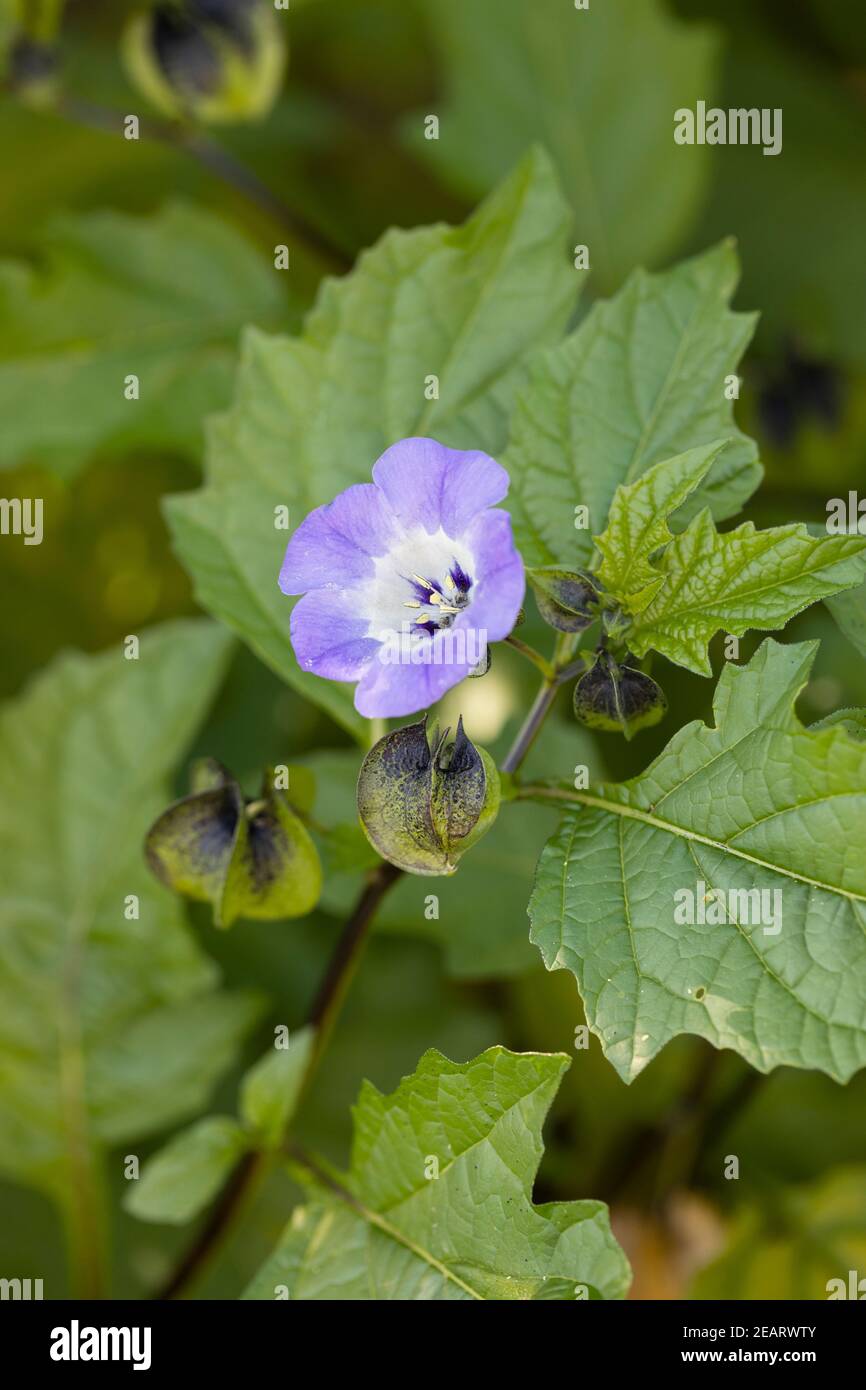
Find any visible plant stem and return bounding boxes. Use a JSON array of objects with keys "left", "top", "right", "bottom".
[
  {"left": 554, "top": 654, "right": 591, "bottom": 686},
  {"left": 60, "top": 1134, "right": 108, "bottom": 1299},
  {"left": 155, "top": 1148, "right": 269, "bottom": 1301},
  {"left": 58, "top": 916, "right": 109, "bottom": 1299},
  {"left": 499, "top": 631, "right": 588, "bottom": 776},
  {"left": 303, "top": 861, "right": 402, "bottom": 1092},
  {"left": 368, "top": 717, "right": 387, "bottom": 749},
  {"left": 153, "top": 860, "right": 402, "bottom": 1300},
  {"left": 183, "top": 131, "right": 350, "bottom": 273},
  {"left": 53, "top": 96, "right": 351, "bottom": 273},
  {"left": 504, "top": 634, "right": 555, "bottom": 681},
  {"left": 514, "top": 783, "right": 601, "bottom": 806},
  {"left": 501, "top": 680, "right": 559, "bottom": 774}
]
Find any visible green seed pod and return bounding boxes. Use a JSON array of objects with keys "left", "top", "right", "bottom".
[
  {"left": 528, "top": 567, "right": 600, "bottom": 633},
  {"left": 573, "top": 651, "right": 667, "bottom": 740},
  {"left": 357, "top": 716, "right": 500, "bottom": 875},
  {"left": 145, "top": 757, "right": 321, "bottom": 926},
  {"left": 122, "top": 0, "right": 286, "bottom": 124}
]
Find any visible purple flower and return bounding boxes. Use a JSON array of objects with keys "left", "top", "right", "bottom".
[{"left": 278, "top": 437, "right": 525, "bottom": 718}]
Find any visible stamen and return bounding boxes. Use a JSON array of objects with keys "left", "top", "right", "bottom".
[
  {"left": 427, "top": 595, "right": 462, "bottom": 615},
  {"left": 401, "top": 561, "right": 472, "bottom": 636}
]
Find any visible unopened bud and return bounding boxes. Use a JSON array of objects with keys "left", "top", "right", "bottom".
[
  {"left": 528, "top": 568, "right": 600, "bottom": 633},
  {"left": 122, "top": 0, "right": 286, "bottom": 124}
]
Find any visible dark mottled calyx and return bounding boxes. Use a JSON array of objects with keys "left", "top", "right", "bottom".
[
  {"left": 357, "top": 715, "right": 499, "bottom": 874},
  {"left": 144, "top": 756, "right": 321, "bottom": 926},
  {"left": 152, "top": 6, "right": 223, "bottom": 94},
  {"left": 8, "top": 36, "right": 58, "bottom": 84},
  {"left": 146, "top": 760, "right": 241, "bottom": 888},
  {"left": 573, "top": 650, "right": 667, "bottom": 740},
  {"left": 431, "top": 718, "right": 487, "bottom": 844},
  {"left": 239, "top": 798, "right": 293, "bottom": 892},
  {"left": 188, "top": 0, "right": 257, "bottom": 54},
  {"left": 528, "top": 567, "right": 600, "bottom": 633}
]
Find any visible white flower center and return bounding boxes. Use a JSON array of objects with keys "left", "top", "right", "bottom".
[{"left": 360, "top": 526, "right": 475, "bottom": 646}]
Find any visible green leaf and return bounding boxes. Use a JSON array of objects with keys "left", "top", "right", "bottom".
[
  {"left": 167, "top": 150, "right": 577, "bottom": 741},
  {"left": 506, "top": 243, "right": 762, "bottom": 570},
  {"left": 528, "top": 639, "right": 866, "bottom": 1083},
  {"left": 125, "top": 1116, "right": 249, "bottom": 1226},
  {"left": 625, "top": 514, "right": 866, "bottom": 676},
  {"left": 693, "top": 1167, "right": 866, "bottom": 1300},
  {"left": 88, "top": 994, "right": 262, "bottom": 1147},
  {"left": 244, "top": 1047, "right": 630, "bottom": 1300},
  {"left": 240, "top": 1026, "right": 314, "bottom": 1149},
  {"left": 594, "top": 441, "right": 730, "bottom": 613},
  {"left": 410, "top": 0, "right": 719, "bottom": 291},
  {"left": 827, "top": 578, "right": 866, "bottom": 660},
  {"left": 0, "top": 202, "right": 287, "bottom": 477},
  {"left": 0, "top": 620, "right": 260, "bottom": 1201},
  {"left": 812, "top": 708, "right": 866, "bottom": 742},
  {"left": 320, "top": 821, "right": 380, "bottom": 876}
]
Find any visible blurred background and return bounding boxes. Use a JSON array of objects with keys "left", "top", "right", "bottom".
[{"left": 1, "top": 0, "right": 865, "bottom": 1299}]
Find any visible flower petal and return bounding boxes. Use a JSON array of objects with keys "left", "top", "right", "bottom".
[
  {"left": 279, "top": 482, "right": 397, "bottom": 594},
  {"left": 290, "top": 589, "right": 380, "bottom": 681},
  {"left": 372, "top": 437, "right": 509, "bottom": 538},
  {"left": 354, "top": 644, "right": 476, "bottom": 718},
  {"left": 461, "top": 508, "right": 525, "bottom": 640}
]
